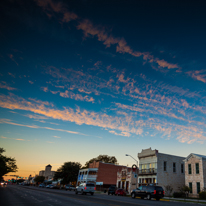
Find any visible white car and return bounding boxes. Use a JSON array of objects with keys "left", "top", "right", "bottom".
[
  {"left": 65, "top": 184, "right": 76, "bottom": 191},
  {"left": 75, "top": 183, "right": 96, "bottom": 195}
]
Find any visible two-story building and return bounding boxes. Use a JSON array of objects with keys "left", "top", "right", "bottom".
[
  {"left": 116, "top": 167, "right": 137, "bottom": 194},
  {"left": 184, "top": 153, "right": 206, "bottom": 197},
  {"left": 138, "top": 148, "right": 185, "bottom": 193},
  {"left": 38, "top": 164, "right": 55, "bottom": 180},
  {"left": 77, "top": 161, "right": 125, "bottom": 190}
]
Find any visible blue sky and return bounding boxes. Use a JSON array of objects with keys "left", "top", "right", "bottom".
[{"left": 0, "top": 0, "right": 206, "bottom": 177}]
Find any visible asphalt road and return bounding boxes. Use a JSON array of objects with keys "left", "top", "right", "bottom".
[{"left": 0, "top": 185, "right": 203, "bottom": 206}]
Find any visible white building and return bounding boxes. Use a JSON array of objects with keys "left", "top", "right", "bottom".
[
  {"left": 138, "top": 148, "right": 185, "bottom": 194},
  {"left": 184, "top": 153, "right": 206, "bottom": 197},
  {"left": 77, "top": 168, "right": 98, "bottom": 185}
]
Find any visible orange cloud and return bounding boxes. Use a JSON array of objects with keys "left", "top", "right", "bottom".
[
  {"left": 187, "top": 70, "right": 206, "bottom": 83},
  {"left": 0, "top": 82, "right": 17, "bottom": 91}
]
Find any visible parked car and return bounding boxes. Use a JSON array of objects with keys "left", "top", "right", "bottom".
[
  {"left": 65, "top": 184, "right": 76, "bottom": 191},
  {"left": 75, "top": 183, "right": 96, "bottom": 195},
  {"left": 115, "top": 189, "right": 126, "bottom": 196},
  {"left": 39, "top": 183, "right": 45, "bottom": 188},
  {"left": 46, "top": 184, "right": 51, "bottom": 188},
  {"left": 108, "top": 185, "right": 117, "bottom": 195},
  {"left": 131, "top": 185, "right": 164, "bottom": 201}
]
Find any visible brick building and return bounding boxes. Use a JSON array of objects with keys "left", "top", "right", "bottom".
[
  {"left": 138, "top": 148, "right": 185, "bottom": 194},
  {"left": 184, "top": 153, "right": 206, "bottom": 197},
  {"left": 77, "top": 161, "right": 125, "bottom": 189}
]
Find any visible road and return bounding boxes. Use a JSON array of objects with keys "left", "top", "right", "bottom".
[{"left": 0, "top": 185, "right": 203, "bottom": 206}]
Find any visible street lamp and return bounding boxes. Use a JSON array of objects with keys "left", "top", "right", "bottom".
[{"left": 125, "top": 154, "right": 138, "bottom": 189}]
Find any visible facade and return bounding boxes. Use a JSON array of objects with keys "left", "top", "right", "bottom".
[
  {"left": 38, "top": 164, "right": 55, "bottom": 180},
  {"left": 77, "top": 161, "right": 125, "bottom": 189},
  {"left": 184, "top": 153, "right": 206, "bottom": 197},
  {"left": 116, "top": 167, "right": 137, "bottom": 194},
  {"left": 138, "top": 148, "right": 185, "bottom": 194}
]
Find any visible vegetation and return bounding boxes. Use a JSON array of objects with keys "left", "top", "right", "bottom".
[
  {"left": 34, "top": 176, "right": 45, "bottom": 184},
  {"left": 0, "top": 148, "right": 18, "bottom": 181},
  {"left": 179, "top": 185, "right": 191, "bottom": 197},
  {"left": 165, "top": 184, "right": 173, "bottom": 196},
  {"left": 84, "top": 155, "right": 118, "bottom": 168},
  {"left": 199, "top": 191, "right": 206, "bottom": 199},
  {"left": 173, "top": 192, "right": 184, "bottom": 198},
  {"left": 53, "top": 162, "right": 81, "bottom": 185}
]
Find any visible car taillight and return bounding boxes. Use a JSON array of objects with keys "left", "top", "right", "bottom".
[
  {"left": 94, "top": 187, "right": 96, "bottom": 190},
  {"left": 84, "top": 187, "right": 87, "bottom": 190},
  {"left": 154, "top": 190, "right": 156, "bottom": 194},
  {"left": 163, "top": 191, "right": 165, "bottom": 195}
]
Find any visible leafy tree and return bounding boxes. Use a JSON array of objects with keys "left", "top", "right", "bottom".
[
  {"left": 53, "top": 162, "right": 81, "bottom": 185},
  {"left": 84, "top": 155, "right": 118, "bottom": 168},
  {"left": 179, "top": 185, "right": 191, "bottom": 197},
  {"left": 0, "top": 148, "right": 18, "bottom": 181},
  {"left": 34, "top": 176, "right": 45, "bottom": 184}
]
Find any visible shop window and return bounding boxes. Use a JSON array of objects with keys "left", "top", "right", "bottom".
[
  {"left": 189, "top": 182, "right": 192, "bottom": 193},
  {"left": 197, "top": 182, "right": 200, "bottom": 194}
]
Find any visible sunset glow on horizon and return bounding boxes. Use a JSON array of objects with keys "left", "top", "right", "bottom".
[{"left": 1, "top": 0, "right": 206, "bottom": 180}]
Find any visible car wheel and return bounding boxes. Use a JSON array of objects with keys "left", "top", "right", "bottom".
[
  {"left": 108, "top": 192, "right": 110, "bottom": 195},
  {"left": 91, "top": 192, "right": 94, "bottom": 195},
  {"left": 66, "top": 189, "right": 67, "bottom": 191},
  {"left": 156, "top": 198, "right": 160, "bottom": 201},
  {"left": 147, "top": 194, "right": 151, "bottom": 200},
  {"left": 131, "top": 193, "right": 136, "bottom": 199},
  {"left": 75, "top": 190, "right": 78, "bottom": 194}
]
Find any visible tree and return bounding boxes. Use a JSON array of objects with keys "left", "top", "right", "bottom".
[
  {"left": 0, "top": 148, "right": 18, "bottom": 181},
  {"left": 53, "top": 162, "right": 81, "bottom": 185},
  {"left": 84, "top": 155, "right": 118, "bottom": 168},
  {"left": 179, "top": 185, "right": 191, "bottom": 197},
  {"left": 165, "top": 184, "right": 173, "bottom": 197},
  {"left": 34, "top": 176, "right": 45, "bottom": 184}
]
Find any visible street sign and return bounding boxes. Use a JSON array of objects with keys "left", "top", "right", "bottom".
[{"left": 96, "top": 182, "right": 103, "bottom": 185}]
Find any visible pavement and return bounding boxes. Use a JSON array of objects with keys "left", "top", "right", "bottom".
[{"left": 1, "top": 184, "right": 206, "bottom": 206}]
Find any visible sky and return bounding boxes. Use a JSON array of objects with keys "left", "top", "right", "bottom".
[{"left": 1, "top": 0, "right": 206, "bottom": 179}]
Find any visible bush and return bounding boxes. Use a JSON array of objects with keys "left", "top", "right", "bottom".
[
  {"left": 199, "top": 192, "right": 206, "bottom": 199},
  {"left": 173, "top": 192, "right": 184, "bottom": 198}
]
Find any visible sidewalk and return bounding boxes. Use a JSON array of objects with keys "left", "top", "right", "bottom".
[{"left": 163, "top": 197, "right": 206, "bottom": 203}]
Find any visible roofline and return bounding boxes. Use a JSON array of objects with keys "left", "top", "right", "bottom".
[{"left": 158, "top": 152, "right": 186, "bottom": 159}]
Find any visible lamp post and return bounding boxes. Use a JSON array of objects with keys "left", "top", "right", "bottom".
[{"left": 125, "top": 154, "right": 138, "bottom": 189}]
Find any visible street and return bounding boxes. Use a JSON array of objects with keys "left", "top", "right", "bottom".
[{"left": 0, "top": 185, "right": 204, "bottom": 206}]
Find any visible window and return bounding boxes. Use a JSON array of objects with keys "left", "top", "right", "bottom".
[
  {"left": 197, "top": 182, "right": 200, "bottom": 194},
  {"left": 196, "top": 163, "right": 199, "bottom": 174},
  {"left": 164, "top": 161, "right": 167, "bottom": 171},
  {"left": 149, "top": 163, "right": 155, "bottom": 168},
  {"left": 181, "top": 164, "right": 184, "bottom": 173},
  {"left": 189, "top": 182, "right": 192, "bottom": 193},
  {"left": 188, "top": 164, "right": 192, "bottom": 174},
  {"left": 139, "top": 178, "right": 141, "bottom": 183},
  {"left": 173, "top": 162, "right": 176, "bottom": 173}
]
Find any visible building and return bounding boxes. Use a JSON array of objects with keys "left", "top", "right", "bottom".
[
  {"left": 116, "top": 167, "right": 138, "bottom": 194},
  {"left": 77, "top": 161, "right": 125, "bottom": 190},
  {"left": 138, "top": 148, "right": 185, "bottom": 194},
  {"left": 38, "top": 164, "right": 55, "bottom": 180},
  {"left": 184, "top": 153, "right": 206, "bottom": 197}
]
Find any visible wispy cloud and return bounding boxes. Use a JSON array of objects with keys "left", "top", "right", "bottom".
[
  {"left": 187, "top": 70, "right": 206, "bottom": 83},
  {"left": 0, "top": 81, "right": 17, "bottom": 91},
  {"left": 53, "top": 136, "right": 61, "bottom": 138},
  {"left": 0, "top": 118, "right": 87, "bottom": 136}
]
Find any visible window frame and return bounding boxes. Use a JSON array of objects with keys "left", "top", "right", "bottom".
[
  {"left": 163, "top": 161, "right": 167, "bottom": 172},
  {"left": 196, "top": 163, "right": 199, "bottom": 174},
  {"left": 173, "top": 162, "right": 176, "bottom": 173},
  {"left": 188, "top": 164, "right": 192, "bottom": 174}
]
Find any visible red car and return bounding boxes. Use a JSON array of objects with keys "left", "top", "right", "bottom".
[{"left": 115, "top": 189, "right": 126, "bottom": 196}]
